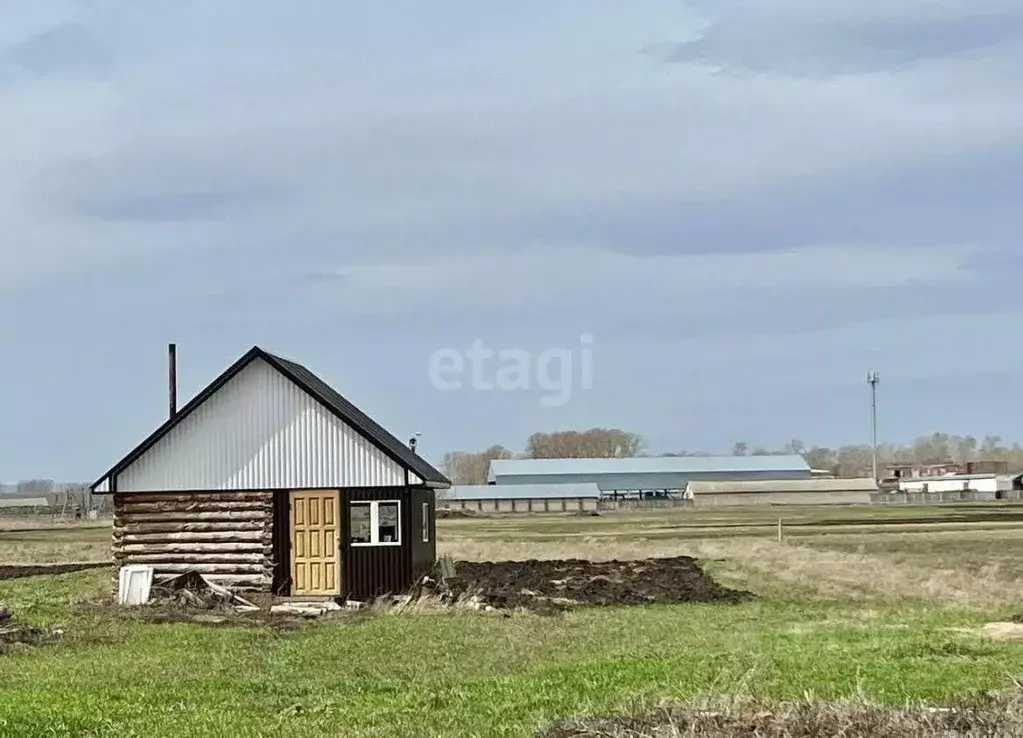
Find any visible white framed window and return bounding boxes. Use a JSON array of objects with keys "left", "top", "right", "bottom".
[
  {"left": 350, "top": 500, "right": 401, "bottom": 546},
  {"left": 421, "top": 502, "right": 430, "bottom": 542}
]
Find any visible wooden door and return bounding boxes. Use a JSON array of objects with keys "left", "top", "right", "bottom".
[{"left": 290, "top": 490, "right": 341, "bottom": 596}]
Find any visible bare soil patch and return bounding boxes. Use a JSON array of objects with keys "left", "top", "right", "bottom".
[
  {"left": 0, "top": 562, "right": 109, "bottom": 581},
  {"left": 432, "top": 556, "right": 751, "bottom": 612}
]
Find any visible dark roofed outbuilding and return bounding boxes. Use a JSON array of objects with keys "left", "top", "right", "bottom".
[{"left": 91, "top": 345, "right": 450, "bottom": 601}]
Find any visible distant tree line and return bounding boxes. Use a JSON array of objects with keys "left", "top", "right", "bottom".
[
  {"left": 441, "top": 429, "right": 1023, "bottom": 484},
  {"left": 441, "top": 428, "right": 643, "bottom": 484},
  {"left": 0, "top": 479, "right": 104, "bottom": 513}
]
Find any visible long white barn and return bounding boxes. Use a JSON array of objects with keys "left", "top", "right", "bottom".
[
  {"left": 441, "top": 483, "right": 601, "bottom": 513},
  {"left": 487, "top": 455, "right": 812, "bottom": 494}
]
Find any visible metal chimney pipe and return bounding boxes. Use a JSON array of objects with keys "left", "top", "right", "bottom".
[{"left": 168, "top": 343, "right": 177, "bottom": 418}]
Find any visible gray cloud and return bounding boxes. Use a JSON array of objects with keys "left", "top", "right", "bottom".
[
  {"left": 3, "top": 21, "right": 111, "bottom": 78},
  {"left": 960, "top": 248, "right": 1023, "bottom": 274},
  {"left": 78, "top": 189, "right": 279, "bottom": 223},
  {"left": 662, "top": 1, "right": 1023, "bottom": 76},
  {"left": 565, "top": 147, "right": 1023, "bottom": 257}
]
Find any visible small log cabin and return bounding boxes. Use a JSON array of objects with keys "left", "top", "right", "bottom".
[{"left": 90, "top": 345, "right": 451, "bottom": 601}]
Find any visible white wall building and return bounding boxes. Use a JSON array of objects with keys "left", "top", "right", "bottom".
[
  {"left": 686, "top": 478, "right": 876, "bottom": 506},
  {"left": 897, "top": 473, "right": 1022, "bottom": 495},
  {"left": 441, "top": 483, "right": 601, "bottom": 513}
]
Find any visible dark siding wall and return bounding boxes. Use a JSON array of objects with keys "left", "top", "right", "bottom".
[
  {"left": 271, "top": 486, "right": 438, "bottom": 599},
  {"left": 342, "top": 487, "right": 414, "bottom": 600},
  {"left": 409, "top": 488, "right": 436, "bottom": 579},
  {"left": 271, "top": 491, "right": 291, "bottom": 595}
]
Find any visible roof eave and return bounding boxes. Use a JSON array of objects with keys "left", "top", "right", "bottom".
[{"left": 90, "top": 345, "right": 451, "bottom": 492}]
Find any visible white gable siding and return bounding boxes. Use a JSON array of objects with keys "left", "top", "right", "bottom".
[{"left": 116, "top": 358, "right": 409, "bottom": 492}]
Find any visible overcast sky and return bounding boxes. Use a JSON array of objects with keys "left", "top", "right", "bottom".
[{"left": 2, "top": 1, "right": 1022, "bottom": 481}]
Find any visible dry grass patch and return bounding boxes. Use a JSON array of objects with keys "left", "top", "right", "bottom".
[
  {"left": 0, "top": 517, "right": 110, "bottom": 531},
  {"left": 0, "top": 541, "right": 110, "bottom": 565},
  {"left": 948, "top": 622, "right": 1023, "bottom": 641},
  {"left": 0, "top": 523, "right": 111, "bottom": 564},
  {"left": 0, "top": 542, "right": 109, "bottom": 565},
  {"left": 687, "top": 538, "right": 1020, "bottom": 605},
  {"left": 537, "top": 692, "right": 1023, "bottom": 738}
]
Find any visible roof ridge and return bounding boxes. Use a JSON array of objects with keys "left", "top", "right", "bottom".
[{"left": 91, "top": 346, "right": 450, "bottom": 490}]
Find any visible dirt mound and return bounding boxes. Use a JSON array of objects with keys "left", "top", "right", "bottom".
[
  {"left": 432, "top": 556, "right": 750, "bottom": 612},
  {"left": 0, "top": 562, "right": 109, "bottom": 581}
]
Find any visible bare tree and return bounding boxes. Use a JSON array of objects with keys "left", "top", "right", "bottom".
[
  {"left": 524, "top": 428, "right": 644, "bottom": 459},
  {"left": 803, "top": 446, "right": 836, "bottom": 473},
  {"left": 15, "top": 479, "right": 54, "bottom": 499},
  {"left": 782, "top": 439, "right": 806, "bottom": 456},
  {"left": 442, "top": 445, "right": 514, "bottom": 485}
]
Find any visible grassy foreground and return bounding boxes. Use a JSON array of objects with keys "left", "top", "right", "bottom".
[
  {"left": 3, "top": 571, "right": 1023, "bottom": 736},
  {"left": 3, "top": 506, "right": 1023, "bottom": 736}
]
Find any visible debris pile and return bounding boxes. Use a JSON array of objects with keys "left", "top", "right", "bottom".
[
  {"left": 147, "top": 570, "right": 262, "bottom": 613},
  {"left": 0, "top": 602, "right": 63, "bottom": 654},
  {"left": 133, "top": 570, "right": 280, "bottom": 624},
  {"left": 269, "top": 600, "right": 344, "bottom": 618},
  {"left": 129, "top": 570, "right": 353, "bottom": 626}
]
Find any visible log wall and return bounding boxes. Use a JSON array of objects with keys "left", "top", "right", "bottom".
[{"left": 112, "top": 491, "right": 275, "bottom": 591}]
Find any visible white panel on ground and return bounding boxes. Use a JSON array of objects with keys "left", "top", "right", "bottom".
[
  {"left": 118, "top": 564, "right": 154, "bottom": 606},
  {"left": 117, "top": 358, "right": 408, "bottom": 492}
]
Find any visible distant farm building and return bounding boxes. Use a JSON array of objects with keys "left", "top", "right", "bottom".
[
  {"left": 487, "top": 455, "right": 811, "bottom": 497},
  {"left": 897, "top": 473, "right": 1023, "bottom": 499},
  {"left": 882, "top": 460, "right": 1010, "bottom": 483},
  {"left": 91, "top": 344, "right": 450, "bottom": 601},
  {"left": 0, "top": 497, "right": 51, "bottom": 515},
  {"left": 441, "top": 483, "right": 601, "bottom": 513},
  {"left": 686, "top": 478, "right": 877, "bottom": 506}
]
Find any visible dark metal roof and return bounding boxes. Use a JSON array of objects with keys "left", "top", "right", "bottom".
[{"left": 91, "top": 346, "right": 450, "bottom": 491}]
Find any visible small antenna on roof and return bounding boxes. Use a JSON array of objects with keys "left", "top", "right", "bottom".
[
  {"left": 409, "top": 431, "right": 421, "bottom": 453},
  {"left": 168, "top": 343, "right": 177, "bottom": 419}
]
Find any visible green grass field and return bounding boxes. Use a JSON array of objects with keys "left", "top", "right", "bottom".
[{"left": 4, "top": 504, "right": 1023, "bottom": 736}]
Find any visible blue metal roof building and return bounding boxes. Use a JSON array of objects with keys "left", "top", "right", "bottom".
[{"left": 486, "top": 455, "right": 811, "bottom": 492}]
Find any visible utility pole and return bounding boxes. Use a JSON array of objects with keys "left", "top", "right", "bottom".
[{"left": 867, "top": 371, "right": 879, "bottom": 482}]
